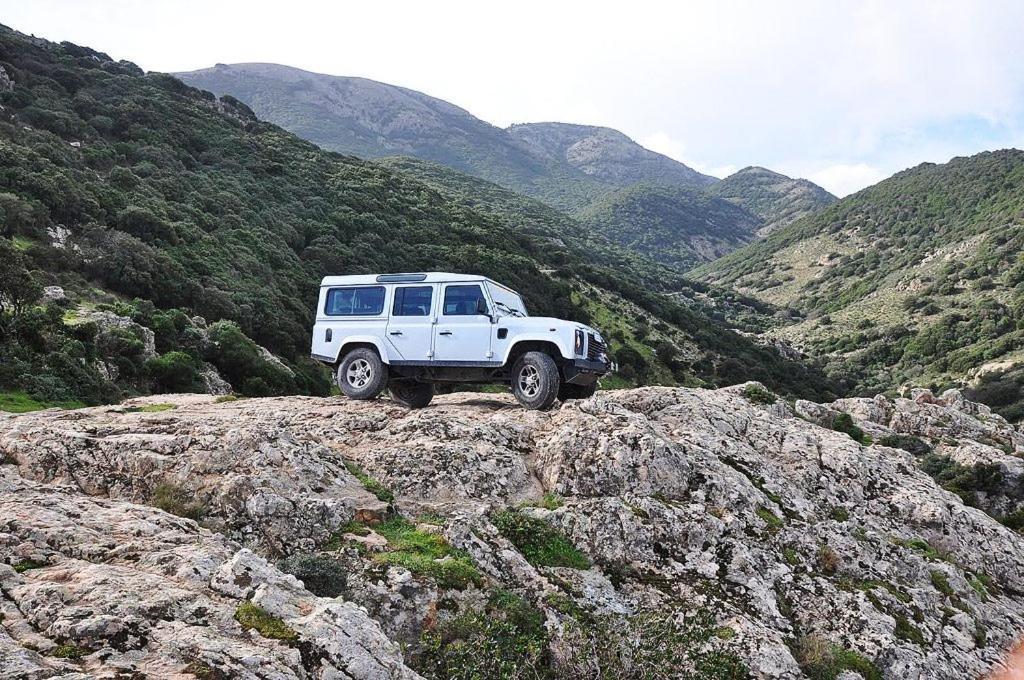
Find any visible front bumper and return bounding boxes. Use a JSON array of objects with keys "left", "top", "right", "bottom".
[{"left": 565, "top": 357, "right": 615, "bottom": 385}]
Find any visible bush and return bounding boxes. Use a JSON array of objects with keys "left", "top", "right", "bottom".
[
  {"left": 742, "top": 383, "right": 776, "bottom": 405},
  {"left": 277, "top": 554, "right": 347, "bottom": 597},
  {"left": 146, "top": 351, "right": 200, "bottom": 392},
  {"left": 492, "top": 509, "right": 590, "bottom": 569},
  {"left": 796, "top": 634, "right": 881, "bottom": 680},
  {"left": 879, "top": 434, "right": 931, "bottom": 456},
  {"left": 150, "top": 482, "right": 205, "bottom": 521},
  {"left": 830, "top": 413, "right": 872, "bottom": 446}
]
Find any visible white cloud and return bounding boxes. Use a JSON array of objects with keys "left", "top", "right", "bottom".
[
  {"left": 638, "top": 132, "right": 736, "bottom": 178},
  {"left": 807, "top": 164, "right": 887, "bottom": 198}
]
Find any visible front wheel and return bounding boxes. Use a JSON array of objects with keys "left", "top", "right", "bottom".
[
  {"left": 511, "top": 351, "right": 560, "bottom": 410},
  {"left": 389, "top": 380, "right": 434, "bottom": 409},
  {"left": 559, "top": 382, "right": 597, "bottom": 401},
  {"left": 337, "top": 348, "right": 387, "bottom": 400}
]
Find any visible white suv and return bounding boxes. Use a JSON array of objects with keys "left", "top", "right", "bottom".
[{"left": 310, "top": 273, "right": 614, "bottom": 410}]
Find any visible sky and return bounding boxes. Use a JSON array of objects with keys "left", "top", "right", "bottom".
[{"left": 3, "top": 0, "right": 1024, "bottom": 196}]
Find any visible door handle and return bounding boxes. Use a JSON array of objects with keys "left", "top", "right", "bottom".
[
  {"left": 439, "top": 331, "right": 453, "bottom": 336},
  {"left": 389, "top": 331, "right": 403, "bottom": 336}
]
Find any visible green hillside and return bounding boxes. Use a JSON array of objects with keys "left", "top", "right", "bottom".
[
  {"left": 694, "top": 150, "right": 1024, "bottom": 420},
  {"left": 0, "top": 26, "right": 834, "bottom": 408},
  {"left": 578, "top": 184, "right": 762, "bottom": 271},
  {"left": 708, "top": 166, "right": 836, "bottom": 236}
]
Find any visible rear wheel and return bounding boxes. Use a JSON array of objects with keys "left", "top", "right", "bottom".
[
  {"left": 559, "top": 382, "right": 597, "bottom": 401},
  {"left": 511, "top": 351, "right": 560, "bottom": 410},
  {"left": 389, "top": 379, "right": 434, "bottom": 409},
  {"left": 337, "top": 348, "right": 387, "bottom": 400}
]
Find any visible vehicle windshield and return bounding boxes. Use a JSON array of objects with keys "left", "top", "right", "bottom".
[{"left": 486, "top": 281, "right": 527, "bottom": 317}]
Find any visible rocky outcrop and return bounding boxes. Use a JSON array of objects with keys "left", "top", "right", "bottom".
[{"left": 1, "top": 386, "right": 1023, "bottom": 678}]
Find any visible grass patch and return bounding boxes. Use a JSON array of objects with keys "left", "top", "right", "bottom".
[
  {"left": 50, "top": 644, "right": 88, "bottom": 659},
  {"left": 522, "top": 493, "right": 565, "bottom": 511},
  {"left": 967, "top": 574, "right": 990, "bottom": 600},
  {"left": 892, "top": 536, "right": 941, "bottom": 560},
  {"left": 234, "top": 602, "right": 298, "bottom": 642},
  {"left": 756, "top": 506, "right": 784, "bottom": 533},
  {"left": 837, "top": 578, "right": 912, "bottom": 604},
  {"left": 214, "top": 394, "right": 240, "bottom": 403},
  {"left": 830, "top": 413, "right": 872, "bottom": 446},
  {"left": 492, "top": 509, "right": 591, "bottom": 569},
  {"left": 0, "top": 391, "right": 85, "bottom": 413},
  {"left": 930, "top": 570, "right": 955, "bottom": 597},
  {"left": 373, "top": 517, "right": 481, "bottom": 589},
  {"left": 742, "top": 383, "right": 776, "bottom": 405},
  {"left": 150, "top": 482, "right": 205, "bottom": 521},
  {"left": 344, "top": 461, "right": 395, "bottom": 503},
  {"left": 796, "top": 635, "right": 881, "bottom": 680},
  {"left": 125, "top": 403, "right": 176, "bottom": 413},
  {"left": 783, "top": 547, "right": 801, "bottom": 566}
]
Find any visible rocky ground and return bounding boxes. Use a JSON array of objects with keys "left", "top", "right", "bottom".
[{"left": 1, "top": 385, "right": 1023, "bottom": 679}]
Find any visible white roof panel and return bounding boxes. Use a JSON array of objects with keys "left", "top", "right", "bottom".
[{"left": 320, "top": 272, "right": 490, "bottom": 287}]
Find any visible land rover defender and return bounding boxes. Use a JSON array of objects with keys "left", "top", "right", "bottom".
[{"left": 310, "top": 273, "right": 614, "bottom": 410}]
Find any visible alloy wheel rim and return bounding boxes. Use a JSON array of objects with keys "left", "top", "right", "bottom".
[
  {"left": 518, "top": 365, "right": 540, "bottom": 398},
  {"left": 346, "top": 358, "right": 372, "bottom": 388}
]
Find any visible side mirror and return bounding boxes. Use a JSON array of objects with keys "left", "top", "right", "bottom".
[{"left": 476, "top": 298, "right": 496, "bottom": 323}]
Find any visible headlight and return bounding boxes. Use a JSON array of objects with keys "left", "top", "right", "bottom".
[{"left": 574, "top": 329, "right": 585, "bottom": 355}]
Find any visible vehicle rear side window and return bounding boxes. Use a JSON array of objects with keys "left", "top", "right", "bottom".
[
  {"left": 392, "top": 286, "right": 433, "bottom": 316},
  {"left": 324, "top": 286, "right": 385, "bottom": 316},
  {"left": 443, "top": 284, "right": 488, "bottom": 316}
]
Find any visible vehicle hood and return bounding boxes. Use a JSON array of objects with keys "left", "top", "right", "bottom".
[{"left": 499, "top": 316, "right": 603, "bottom": 339}]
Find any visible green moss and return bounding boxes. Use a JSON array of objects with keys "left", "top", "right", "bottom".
[
  {"left": 344, "top": 461, "right": 395, "bottom": 504},
  {"left": 125, "top": 402, "right": 176, "bottom": 413},
  {"left": 742, "top": 383, "right": 777, "bottom": 405},
  {"left": 895, "top": 615, "right": 926, "bottom": 645},
  {"left": 0, "top": 391, "right": 85, "bottom": 413},
  {"left": 234, "top": 602, "right": 298, "bottom": 642},
  {"left": 13, "top": 559, "right": 46, "bottom": 573},
  {"left": 782, "top": 547, "right": 801, "bottom": 566},
  {"left": 50, "top": 644, "right": 88, "bottom": 659},
  {"left": 492, "top": 509, "right": 591, "bottom": 569},
  {"left": 715, "top": 626, "right": 736, "bottom": 640},
  {"left": 373, "top": 517, "right": 481, "bottom": 589},
  {"left": 150, "top": 482, "right": 205, "bottom": 521},
  {"left": 756, "top": 506, "right": 784, "bottom": 533}
]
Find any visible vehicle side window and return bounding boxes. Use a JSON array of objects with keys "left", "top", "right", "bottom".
[
  {"left": 392, "top": 286, "right": 433, "bottom": 316},
  {"left": 443, "top": 284, "right": 488, "bottom": 316},
  {"left": 324, "top": 286, "right": 385, "bottom": 316}
]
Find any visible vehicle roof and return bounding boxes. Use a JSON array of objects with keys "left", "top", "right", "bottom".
[{"left": 320, "top": 272, "right": 491, "bottom": 287}]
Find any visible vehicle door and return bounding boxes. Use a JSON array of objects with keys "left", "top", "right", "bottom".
[
  {"left": 434, "top": 283, "right": 494, "bottom": 363},
  {"left": 385, "top": 285, "right": 436, "bottom": 362}
]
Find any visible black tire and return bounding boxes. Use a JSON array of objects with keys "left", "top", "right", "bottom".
[
  {"left": 337, "top": 348, "right": 387, "bottom": 400},
  {"left": 389, "top": 380, "right": 434, "bottom": 409},
  {"left": 511, "top": 351, "right": 560, "bottom": 410},
  {"left": 559, "top": 382, "right": 598, "bottom": 401}
]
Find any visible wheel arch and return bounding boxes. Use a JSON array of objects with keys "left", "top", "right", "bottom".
[
  {"left": 504, "top": 339, "right": 566, "bottom": 369},
  {"left": 336, "top": 337, "right": 391, "bottom": 365}
]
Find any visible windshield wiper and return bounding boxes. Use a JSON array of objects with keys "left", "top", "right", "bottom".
[{"left": 494, "top": 301, "right": 524, "bottom": 317}]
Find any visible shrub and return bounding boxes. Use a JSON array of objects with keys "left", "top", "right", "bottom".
[
  {"left": 742, "top": 383, "right": 776, "bottom": 405},
  {"left": 150, "top": 482, "right": 204, "bottom": 521},
  {"left": 50, "top": 644, "right": 89, "bottom": 659},
  {"left": 817, "top": 545, "right": 840, "bottom": 575},
  {"left": 894, "top": 615, "right": 926, "bottom": 645},
  {"left": 277, "top": 554, "right": 347, "bottom": 598},
  {"left": 796, "top": 634, "right": 881, "bottom": 680},
  {"left": 234, "top": 602, "right": 298, "bottom": 642},
  {"left": 756, "top": 506, "right": 784, "bottom": 533},
  {"left": 523, "top": 493, "right": 564, "bottom": 510},
  {"left": 492, "top": 509, "right": 590, "bottom": 569},
  {"left": 146, "top": 351, "right": 200, "bottom": 392},
  {"left": 830, "top": 413, "right": 872, "bottom": 446},
  {"left": 930, "top": 570, "right": 955, "bottom": 597},
  {"left": 920, "top": 454, "right": 1004, "bottom": 507}
]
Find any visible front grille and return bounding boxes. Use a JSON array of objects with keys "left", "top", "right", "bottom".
[{"left": 587, "top": 333, "right": 607, "bottom": 361}]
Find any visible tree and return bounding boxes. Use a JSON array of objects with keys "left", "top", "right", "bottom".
[{"left": 0, "top": 238, "right": 41, "bottom": 327}]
